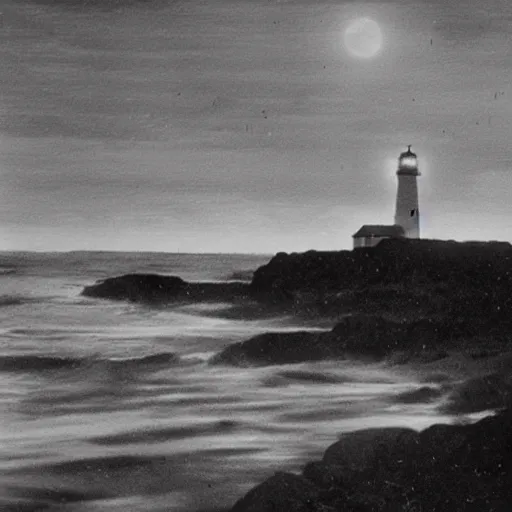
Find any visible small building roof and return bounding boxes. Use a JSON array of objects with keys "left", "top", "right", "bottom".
[{"left": 352, "top": 224, "right": 405, "bottom": 239}]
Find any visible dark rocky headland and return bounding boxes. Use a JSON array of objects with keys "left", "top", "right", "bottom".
[
  {"left": 82, "top": 238, "right": 512, "bottom": 326},
  {"left": 82, "top": 238, "right": 512, "bottom": 365},
  {"left": 81, "top": 238, "right": 512, "bottom": 510}
]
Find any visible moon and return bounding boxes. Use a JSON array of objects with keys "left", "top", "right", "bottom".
[{"left": 343, "top": 18, "right": 383, "bottom": 59}]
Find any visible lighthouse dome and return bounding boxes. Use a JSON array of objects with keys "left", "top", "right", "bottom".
[{"left": 400, "top": 145, "right": 416, "bottom": 159}]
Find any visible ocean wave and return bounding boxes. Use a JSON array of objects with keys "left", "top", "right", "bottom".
[
  {"left": 261, "top": 369, "right": 354, "bottom": 388},
  {"left": 109, "top": 352, "right": 179, "bottom": 368},
  {"left": 0, "top": 352, "right": 180, "bottom": 373},
  {"left": 177, "top": 303, "right": 236, "bottom": 313},
  {"left": 181, "top": 351, "right": 217, "bottom": 363},
  {"left": 0, "top": 295, "right": 39, "bottom": 308},
  {"left": 276, "top": 369, "right": 354, "bottom": 384},
  {"left": 6, "top": 327, "right": 73, "bottom": 338},
  {"left": 224, "top": 269, "right": 254, "bottom": 281},
  {"left": 89, "top": 419, "right": 239, "bottom": 446}
]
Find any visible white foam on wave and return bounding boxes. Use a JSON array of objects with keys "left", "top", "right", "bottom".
[
  {"left": 180, "top": 351, "right": 217, "bottom": 363},
  {"left": 177, "top": 302, "right": 236, "bottom": 313}
]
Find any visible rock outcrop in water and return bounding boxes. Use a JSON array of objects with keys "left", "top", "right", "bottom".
[
  {"left": 81, "top": 274, "right": 250, "bottom": 304},
  {"left": 211, "top": 313, "right": 481, "bottom": 366},
  {"left": 230, "top": 407, "right": 512, "bottom": 512}
]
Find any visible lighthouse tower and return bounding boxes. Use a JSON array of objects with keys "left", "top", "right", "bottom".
[{"left": 394, "top": 145, "right": 420, "bottom": 238}]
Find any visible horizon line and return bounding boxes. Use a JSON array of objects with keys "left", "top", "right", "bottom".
[{"left": 0, "top": 249, "right": 278, "bottom": 256}]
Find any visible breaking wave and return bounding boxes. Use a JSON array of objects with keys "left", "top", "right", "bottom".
[
  {"left": 0, "top": 295, "right": 39, "bottom": 308},
  {"left": 0, "top": 352, "right": 180, "bottom": 373}
]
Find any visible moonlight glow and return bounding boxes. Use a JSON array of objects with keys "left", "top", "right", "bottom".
[{"left": 343, "top": 18, "right": 383, "bottom": 59}]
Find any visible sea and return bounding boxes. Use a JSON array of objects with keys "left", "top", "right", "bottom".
[{"left": 0, "top": 251, "right": 461, "bottom": 512}]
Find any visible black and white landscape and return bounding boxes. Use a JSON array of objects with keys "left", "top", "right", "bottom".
[{"left": 1, "top": 0, "right": 512, "bottom": 511}]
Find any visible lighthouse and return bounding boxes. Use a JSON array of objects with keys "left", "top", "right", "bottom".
[
  {"left": 352, "top": 146, "right": 422, "bottom": 249},
  {"left": 394, "top": 145, "right": 420, "bottom": 238}
]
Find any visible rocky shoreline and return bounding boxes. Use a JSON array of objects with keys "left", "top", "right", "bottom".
[
  {"left": 82, "top": 238, "right": 512, "bottom": 326},
  {"left": 230, "top": 406, "right": 512, "bottom": 512},
  {"left": 81, "top": 238, "right": 512, "bottom": 511},
  {"left": 210, "top": 313, "right": 491, "bottom": 366}
]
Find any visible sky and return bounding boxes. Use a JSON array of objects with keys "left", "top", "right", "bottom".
[{"left": 1, "top": 0, "right": 512, "bottom": 253}]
